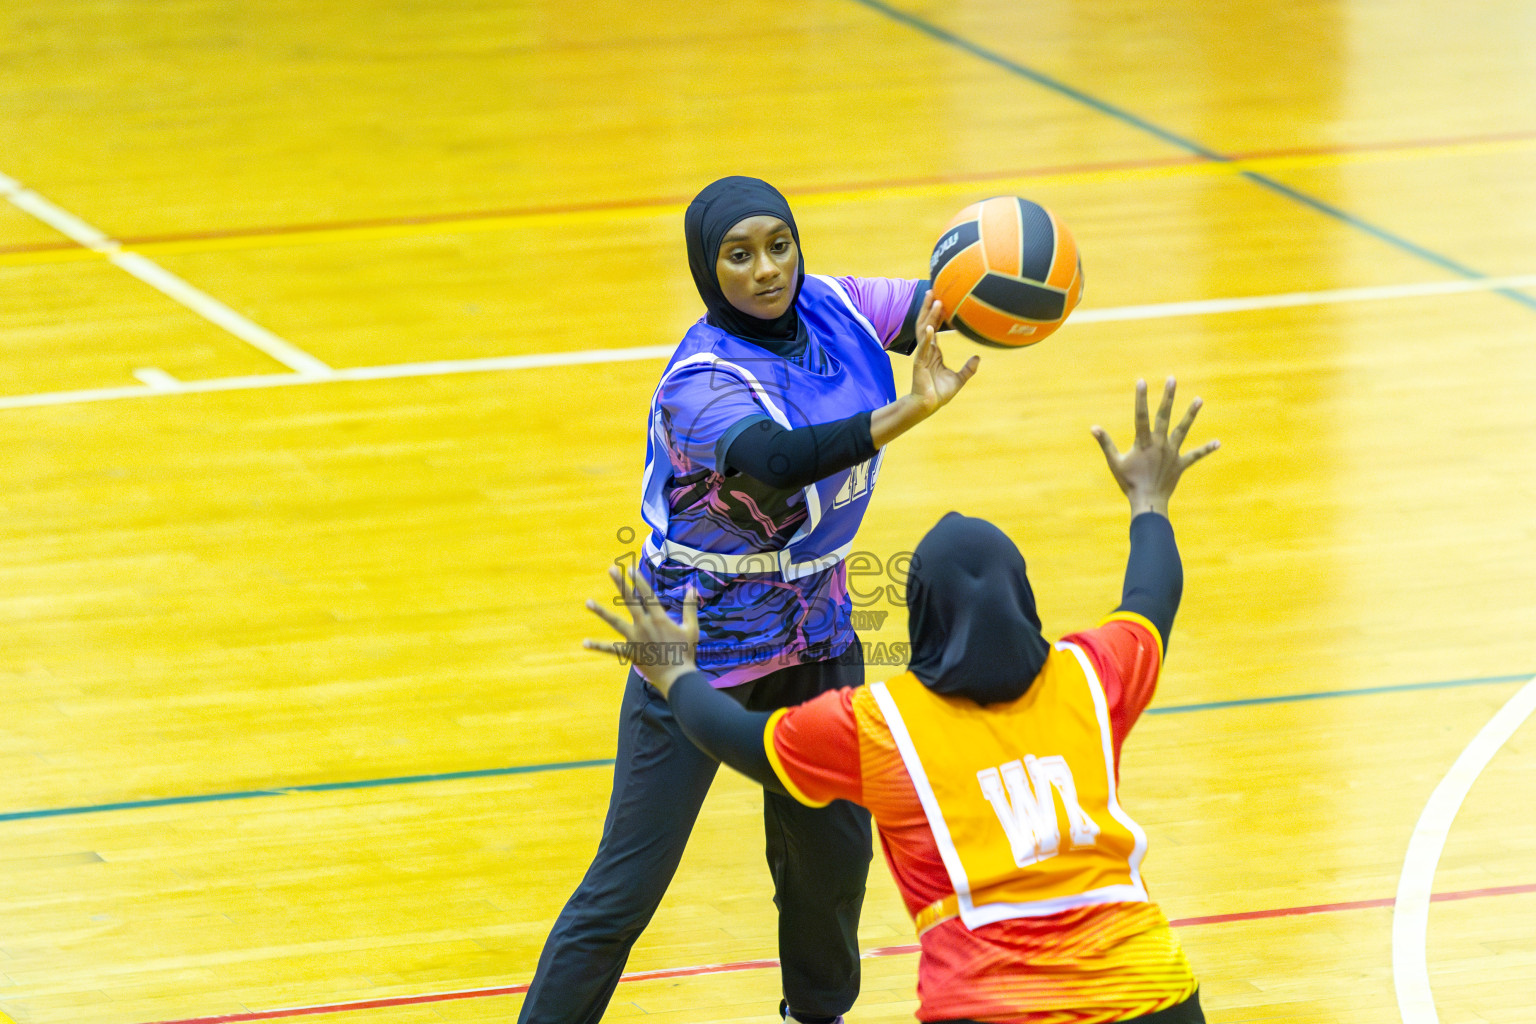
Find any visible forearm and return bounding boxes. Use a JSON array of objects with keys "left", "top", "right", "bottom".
[
  {"left": 1117, "top": 512, "right": 1183, "bottom": 651},
  {"left": 723, "top": 414, "right": 877, "bottom": 490},
  {"left": 668, "top": 672, "right": 787, "bottom": 794},
  {"left": 725, "top": 390, "right": 938, "bottom": 478},
  {"left": 869, "top": 393, "right": 933, "bottom": 447}
]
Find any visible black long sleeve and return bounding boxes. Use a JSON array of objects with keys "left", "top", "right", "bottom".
[
  {"left": 719, "top": 412, "right": 877, "bottom": 491},
  {"left": 668, "top": 671, "right": 787, "bottom": 795},
  {"left": 1116, "top": 512, "right": 1183, "bottom": 652}
]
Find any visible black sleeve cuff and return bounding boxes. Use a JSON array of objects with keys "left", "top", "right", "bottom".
[
  {"left": 669, "top": 672, "right": 784, "bottom": 793},
  {"left": 1117, "top": 512, "right": 1183, "bottom": 652},
  {"left": 715, "top": 414, "right": 774, "bottom": 475}
]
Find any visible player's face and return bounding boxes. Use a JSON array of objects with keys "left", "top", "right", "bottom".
[{"left": 715, "top": 216, "right": 799, "bottom": 320}]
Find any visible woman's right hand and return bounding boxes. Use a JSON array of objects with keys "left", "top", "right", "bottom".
[{"left": 1091, "top": 377, "right": 1219, "bottom": 517}]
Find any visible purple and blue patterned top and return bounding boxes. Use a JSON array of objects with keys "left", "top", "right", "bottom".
[{"left": 639, "top": 275, "right": 923, "bottom": 688}]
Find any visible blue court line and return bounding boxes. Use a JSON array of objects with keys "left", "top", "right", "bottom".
[
  {"left": 1148, "top": 672, "right": 1532, "bottom": 715},
  {"left": 0, "top": 759, "right": 616, "bottom": 824},
  {"left": 846, "top": 0, "right": 1536, "bottom": 313},
  {"left": 1, "top": 673, "right": 1528, "bottom": 825}
]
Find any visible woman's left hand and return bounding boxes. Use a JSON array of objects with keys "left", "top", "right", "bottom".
[
  {"left": 583, "top": 568, "right": 699, "bottom": 699},
  {"left": 910, "top": 291, "right": 980, "bottom": 413},
  {"left": 869, "top": 290, "right": 981, "bottom": 448}
]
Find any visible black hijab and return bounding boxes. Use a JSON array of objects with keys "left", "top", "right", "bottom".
[
  {"left": 684, "top": 176, "right": 808, "bottom": 355},
  {"left": 906, "top": 512, "right": 1053, "bottom": 705}
]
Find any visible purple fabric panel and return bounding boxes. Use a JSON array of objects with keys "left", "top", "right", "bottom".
[
  {"left": 832, "top": 276, "right": 923, "bottom": 349},
  {"left": 654, "top": 361, "right": 768, "bottom": 472}
]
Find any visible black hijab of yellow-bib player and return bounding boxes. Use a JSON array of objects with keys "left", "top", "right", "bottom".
[
  {"left": 906, "top": 512, "right": 1053, "bottom": 705},
  {"left": 684, "top": 175, "right": 809, "bottom": 356}
]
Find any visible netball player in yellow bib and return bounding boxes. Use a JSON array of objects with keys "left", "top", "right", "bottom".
[{"left": 586, "top": 378, "right": 1219, "bottom": 1023}]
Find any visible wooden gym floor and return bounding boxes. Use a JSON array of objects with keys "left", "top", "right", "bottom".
[{"left": 1, "top": 1, "right": 1534, "bottom": 1022}]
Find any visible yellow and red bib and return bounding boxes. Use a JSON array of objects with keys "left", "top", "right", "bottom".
[{"left": 868, "top": 641, "right": 1149, "bottom": 932}]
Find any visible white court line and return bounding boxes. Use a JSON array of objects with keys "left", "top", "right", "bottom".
[
  {"left": 1070, "top": 274, "right": 1536, "bottom": 322},
  {"left": 0, "top": 272, "right": 1531, "bottom": 413},
  {"left": 0, "top": 346, "right": 678, "bottom": 410},
  {"left": 0, "top": 170, "right": 332, "bottom": 377},
  {"left": 1393, "top": 674, "right": 1536, "bottom": 1024},
  {"left": 132, "top": 367, "right": 182, "bottom": 391}
]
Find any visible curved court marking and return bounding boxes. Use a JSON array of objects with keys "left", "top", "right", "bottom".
[
  {"left": 0, "top": 170, "right": 331, "bottom": 376},
  {"left": 0, "top": 274, "right": 1531, "bottom": 413},
  {"left": 1393, "top": 673, "right": 1536, "bottom": 1023},
  {"left": 132, "top": 882, "right": 1536, "bottom": 1024}
]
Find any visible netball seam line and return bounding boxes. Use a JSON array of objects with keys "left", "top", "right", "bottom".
[
  {"left": 1392, "top": 673, "right": 1536, "bottom": 1024},
  {"left": 0, "top": 274, "right": 1532, "bottom": 413},
  {"left": 0, "top": 170, "right": 331, "bottom": 376}
]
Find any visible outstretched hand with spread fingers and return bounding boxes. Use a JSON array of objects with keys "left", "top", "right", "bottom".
[
  {"left": 910, "top": 291, "right": 980, "bottom": 413},
  {"left": 1091, "top": 377, "right": 1220, "bottom": 517},
  {"left": 583, "top": 567, "right": 699, "bottom": 698}
]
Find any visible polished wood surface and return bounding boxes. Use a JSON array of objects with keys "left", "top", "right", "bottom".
[{"left": 1, "top": 1, "right": 1534, "bottom": 1022}]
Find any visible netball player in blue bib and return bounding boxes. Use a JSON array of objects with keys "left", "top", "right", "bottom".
[{"left": 519, "top": 177, "right": 979, "bottom": 1024}]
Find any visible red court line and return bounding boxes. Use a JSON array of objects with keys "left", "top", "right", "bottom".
[
  {"left": 139, "top": 882, "right": 1535, "bottom": 1024},
  {"left": 1222, "top": 128, "right": 1536, "bottom": 162},
  {"left": 0, "top": 156, "right": 1202, "bottom": 256},
  {"left": 7, "top": 129, "right": 1535, "bottom": 257}
]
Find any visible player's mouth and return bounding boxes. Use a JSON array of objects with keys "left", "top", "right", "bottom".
[{"left": 756, "top": 286, "right": 784, "bottom": 299}]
